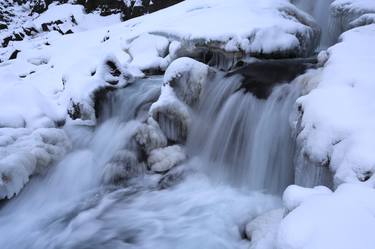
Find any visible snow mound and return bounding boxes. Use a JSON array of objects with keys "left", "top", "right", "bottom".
[
  {"left": 0, "top": 127, "right": 71, "bottom": 199},
  {"left": 148, "top": 145, "right": 186, "bottom": 173},
  {"left": 0, "top": 83, "right": 64, "bottom": 129},
  {"left": 282, "top": 185, "right": 332, "bottom": 212},
  {"left": 295, "top": 24, "right": 375, "bottom": 187},
  {"left": 126, "top": 33, "right": 170, "bottom": 71},
  {"left": 277, "top": 184, "right": 375, "bottom": 249},
  {"left": 246, "top": 209, "right": 284, "bottom": 249}
]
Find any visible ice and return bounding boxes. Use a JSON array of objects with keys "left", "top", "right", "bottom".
[
  {"left": 0, "top": 127, "right": 71, "bottom": 199},
  {"left": 148, "top": 145, "right": 186, "bottom": 173}
]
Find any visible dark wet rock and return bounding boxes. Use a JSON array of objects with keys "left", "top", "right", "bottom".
[
  {"left": 67, "top": 98, "right": 82, "bottom": 120},
  {"left": 8, "top": 49, "right": 20, "bottom": 60},
  {"left": 0, "top": 22, "right": 7, "bottom": 30},
  {"left": 230, "top": 57, "right": 317, "bottom": 99}
]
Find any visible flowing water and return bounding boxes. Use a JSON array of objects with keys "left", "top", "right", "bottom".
[
  {"left": 292, "top": 0, "right": 335, "bottom": 49},
  {"left": 0, "top": 70, "right": 304, "bottom": 248},
  {"left": 188, "top": 74, "right": 302, "bottom": 193}
]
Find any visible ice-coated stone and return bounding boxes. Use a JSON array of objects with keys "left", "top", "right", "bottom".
[
  {"left": 0, "top": 127, "right": 71, "bottom": 199},
  {"left": 133, "top": 117, "right": 167, "bottom": 153},
  {"left": 102, "top": 149, "right": 143, "bottom": 185},
  {"left": 148, "top": 145, "right": 186, "bottom": 173}
]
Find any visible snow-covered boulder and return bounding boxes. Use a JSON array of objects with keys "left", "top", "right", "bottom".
[
  {"left": 164, "top": 57, "right": 210, "bottom": 106},
  {"left": 102, "top": 149, "right": 143, "bottom": 185},
  {"left": 294, "top": 24, "right": 375, "bottom": 187},
  {"left": 134, "top": 117, "right": 167, "bottom": 153},
  {"left": 150, "top": 83, "right": 191, "bottom": 143},
  {"left": 0, "top": 127, "right": 71, "bottom": 199},
  {"left": 331, "top": 0, "right": 375, "bottom": 38},
  {"left": 148, "top": 145, "right": 186, "bottom": 173},
  {"left": 277, "top": 184, "right": 375, "bottom": 249},
  {"left": 282, "top": 185, "right": 332, "bottom": 212},
  {"left": 64, "top": 55, "right": 143, "bottom": 123},
  {"left": 126, "top": 33, "right": 170, "bottom": 72},
  {"left": 144, "top": 0, "right": 320, "bottom": 59},
  {"left": 245, "top": 209, "right": 284, "bottom": 249}
]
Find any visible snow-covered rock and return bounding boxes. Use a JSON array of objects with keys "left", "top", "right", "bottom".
[
  {"left": 294, "top": 24, "right": 375, "bottom": 187},
  {"left": 331, "top": 0, "right": 375, "bottom": 39},
  {"left": 0, "top": 127, "right": 71, "bottom": 199},
  {"left": 245, "top": 209, "right": 284, "bottom": 249},
  {"left": 277, "top": 184, "right": 375, "bottom": 249},
  {"left": 148, "top": 145, "right": 186, "bottom": 173},
  {"left": 126, "top": 33, "right": 170, "bottom": 71},
  {"left": 102, "top": 149, "right": 143, "bottom": 185},
  {"left": 150, "top": 80, "right": 191, "bottom": 143},
  {"left": 282, "top": 185, "right": 332, "bottom": 212},
  {"left": 164, "top": 57, "right": 210, "bottom": 106},
  {"left": 134, "top": 117, "right": 167, "bottom": 153}
]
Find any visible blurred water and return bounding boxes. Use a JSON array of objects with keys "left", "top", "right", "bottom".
[
  {"left": 0, "top": 75, "right": 284, "bottom": 249},
  {"left": 187, "top": 74, "right": 302, "bottom": 193},
  {"left": 292, "top": 0, "right": 335, "bottom": 49}
]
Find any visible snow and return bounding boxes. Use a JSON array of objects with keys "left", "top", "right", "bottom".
[
  {"left": 148, "top": 145, "right": 186, "bottom": 173},
  {"left": 277, "top": 184, "right": 375, "bottom": 249},
  {"left": 331, "top": 0, "right": 375, "bottom": 37},
  {"left": 245, "top": 209, "right": 284, "bottom": 249},
  {"left": 0, "top": 0, "right": 320, "bottom": 127},
  {"left": 126, "top": 33, "right": 170, "bottom": 71},
  {"left": 134, "top": 117, "right": 167, "bottom": 153},
  {"left": 0, "top": 127, "right": 71, "bottom": 199},
  {"left": 282, "top": 185, "right": 332, "bottom": 212},
  {"left": 295, "top": 24, "right": 375, "bottom": 187},
  {"left": 163, "top": 57, "right": 209, "bottom": 105}
]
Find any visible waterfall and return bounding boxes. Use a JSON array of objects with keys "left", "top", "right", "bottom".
[
  {"left": 187, "top": 74, "right": 302, "bottom": 193},
  {"left": 292, "top": 0, "right": 335, "bottom": 49},
  {"left": 0, "top": 75, "right": 281, "bottom": 249}
]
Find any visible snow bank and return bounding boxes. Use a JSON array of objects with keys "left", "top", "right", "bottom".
[
  {"left": 0, "top": 127, "right": 71, "bottom": 199},
  {"left": 295, "top": 24, "right": 375, "bottom": 187},
  {"left": 277, "top": 184, "right": 375, "bottom": 249},
  {"left": 0, "top": 83, "right": 64, "bottom": 128}
]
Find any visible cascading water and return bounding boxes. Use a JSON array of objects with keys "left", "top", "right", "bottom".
[
  {"left": 187, "top": 73, "right": 302, "bottom": 193},
  {"left": 292, "top": 0, "right": 335, "bottom": 49},
  {"left": 0, "top": 75, "right": 285, "bottom": 249}
]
